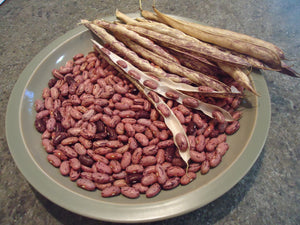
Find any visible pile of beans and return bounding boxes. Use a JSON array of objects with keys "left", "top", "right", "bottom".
[{"left": 34, "top": 50, "right": 241, "bottom": 198}]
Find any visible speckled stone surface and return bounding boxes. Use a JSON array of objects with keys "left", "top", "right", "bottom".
[{"left": 0, "top": 0, "right": 299, "bottom": 224}]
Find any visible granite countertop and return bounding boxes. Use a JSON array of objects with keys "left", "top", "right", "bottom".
[{"left": 0, "top": 0, "right": 299, "bottom": 224}]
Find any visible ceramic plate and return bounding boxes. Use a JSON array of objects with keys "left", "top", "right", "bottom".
[{"left": 6, "top": 13, "right": 270, "bottom": 223}]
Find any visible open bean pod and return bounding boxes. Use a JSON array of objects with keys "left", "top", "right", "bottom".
[{"left": 91, "top": 39, "right": 234, "bottom": 122}]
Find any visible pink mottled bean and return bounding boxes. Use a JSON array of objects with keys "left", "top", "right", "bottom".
[
  {"left": 105, "top": 152, "right": 123, "bottom": 160},
  {"left": 115, "top": 122, "right": 125, "bottom": 135},
  {"left": 124, "top": 123, "right": 135, "bottom": 137},
  {"left": 167, "top": 166, "right": 185, "bottom": 177},
  {"left": 106, "top": 140, "right": 123, "bottom": 149},
  {"left": 173, "top": 110, "right": 185, "bottom": 124},
  {"left": 128, "top": 137, "right": 138, "bottom": 150},
  {"left": 206, "top": 138, "right": 219, "bottom": 152},
  {"left": 216, "top": 142, "right": 229, "bottom": 156},
  {"left": 143, "top": 165, "right": 156, "bottom": 176},
  {"left": 61, "top": 137, "right": 78, "bottom": 145},
  {"left": 156, "top": 149, "right": 165, "bottom": 164},
  {"left": 180, "top": 172, "right": 196, "bottom": 185},
  {"left": 157, "top": 139, "right": 174, "bottom": 149},
  {"left": 42, "top": 139, "right": 54, "bottom": 153},
  {"left": 201, "top": 160, "right": 210, "bottom": 174},
  {"left": 69, "top": 158, "right": 81, "bottom": 171},
  {"left": 82, "top": 109, "right": 95, "bottom": 121},
  {"left": 165, "top": 90, "right": 179, "bottom": 100},
  {"left": 182, "top": 97, "right": 199, "bottom": 108},
  {"left": 156, "top": 164, "right": 168, "bottom": 185},
  {"left": 192, "top": 113, "right": 205, "bottom": 128},
  {"left": 92, "top": 172, "right": 111, "bottom": 184},
  {"left": 212, "top": 110, "right": 225, "bottom": 124},
  {"left": 101, "top": 186, "right": 121, "bottom": 197},
  {"left": 137, "top": 118, "right": 151, "bottom": 127},
  {"left": 143, "top": 79, "right": 158, "bottom": 89},
  {"left": 117, "top": 134, "right": 128, "bottom": 143},
  {"left": 60, "top": 161, "right": 70, "bottom": 176},
  {"left": 140, "top": 156, "right": 157, "bottom": 167},
  {"left": 78, "top": 136, "right": 92, "bottom": 149},
  {"left": 95, "top": 161, "right": 113, "bottom": 174},
  {"left": 163, "top": 177, "right": 180, "bottom": 190},
  {"left": 47, "top": 154, "right": 61, "bottom": 167},
  {"left": 46, "top": 117, "right": 56, "bottom": 132},
  {"left": 95, "top": 183, "right": 112, "bottom": 191},
  {"left": 188, "top": 163, "right": 201, "bottom": 173},
  {"left": 121, "top": 151, "right": 131, "bottom": 169},
  {"left": 177, "top": 104, "right": 190, "bottom": 116},
  {"left": 190, "top": 150, "right": 206, "bottom": 163},
  {"left": 133, "top": 183, "right": 149, "bottom": 194},
  {"left": 121, "top": 186, "right": 140, "bottom": 199},
  {"left": 70, "top": 169, "right": 80, "bottom": 181},
  {"left": 36, "top": 110, "right": 50, "bottom": 119},
  {"left": 92, "top": 154, "right": 109, "bottom": 164},
  {"left": 119, "top": 110, "right": 135, "bottom": 118},
  {"left": 175, "top": 133, "right": 188, "bottom": 151},
  {"left": 109, "top": 160, "right": 122, "bottom": 174},
  {"left": 146, "top": 183, "right": 161, "bottom": 198},
  {"left": 77, "top": 178, "right": 96, "bottom": 191},
  {"left": 113, "top": 171, "right": 127, "bottom": 180},
  {"left": 141, "top": 173, "right": 158, "bottom": 186},
  {"left": 81, "top": 172, "right": 93, "bottom": 180},
  {"left": 143, "top": 145, "right": 158, "bottom": 156},
  {"left": 126, "top": 164, "right": 144, "bottom": 174},
  {"left": 157, "top": 103, "right": 171, "bottom": 117},
  {"left": 135, "top": 133, "right": 149, "bottom": 147},
  {"left": 114, "top": 179, "right": 128, "bottom": 188},
  {"left": 131, "top": 148, "right": 143, "bottom": 164},
  {"left": 209, "top": 152, "right": 222, "bottom": 168},
  {"left": 225, "top": 121, "right": 240, "bottom": 135}
]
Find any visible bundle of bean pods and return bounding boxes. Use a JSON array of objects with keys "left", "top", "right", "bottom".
[{"left": 34, "top": 8, "right": 297, "bottom": 199}]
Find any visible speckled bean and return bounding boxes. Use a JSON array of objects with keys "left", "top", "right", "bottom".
[{"left": 77, "top": 178, "right": 96, "bottom": 191}]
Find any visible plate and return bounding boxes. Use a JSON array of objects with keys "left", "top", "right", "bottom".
[{"left": 5, "top": 13, "right": 271, "bottom": 223}]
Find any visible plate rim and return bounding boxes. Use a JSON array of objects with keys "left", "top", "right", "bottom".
[{"left": 5, "top": 13, "right": 271, "bottom": 223}]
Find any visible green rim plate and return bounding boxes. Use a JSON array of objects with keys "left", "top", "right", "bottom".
[{"left": 5, "top": 13, "right": 270, "bottom": 223}]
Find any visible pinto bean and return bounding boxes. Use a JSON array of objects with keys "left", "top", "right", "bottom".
[
  {"left": 141, "top": 173, "right": 158, "bottom": 186},
  {"left": 140, "top": 156, "right": 157, "bottom": 167},
  {"left": 124, "top": 123, "right": 135, "bottom": 137},
  {"left": 69, "top": 158, "right": 81, "bottom": 171},
  {"left": 163, "top": 177, "right": 180, "bottom": 190},
  {"left": 206, "top": 138, "right": 219, "bottom": 152},
  {"left": 167, "top": 166, "right": 186, "bottom": 177},
  {"left": 59, "top": 161, "right": 70, "bottom": 176},
  {"left": 95, "top": 161, "right": 112, "bottom": 174},
  {"left": 175, "top": 133, "right": 188, "bottom": 151},
  {"left": 61, "top": 137, "right": 78, "bottom": 145},
  {"left": 101, "top": 186, "right": 121, "bottom": 197},
  {"left": 69, "top": 169, "right": 81, "bottom": 181},
  {"left": 209, "top": 152, "right": 222, "bottom": 168},
  {"left": 121, "top": 186, "right": 140, "bottom": 199},
  {"left": 126, "top": 164, "right": 144, "bottom": 174},
  {"left": 201, "top": 160, "right": 210, "bottom": 175},
  {"left": 135, "top": 133, "right": 149, "bottom": 147},
  {"left": 180, "top": 172, "right": 197, "bottom": 185},
  {"left": 92, "top": 172, "right": 111, "bottom": 184},
  {"left": 146, "top": 183, "right": 161, "bottom": 198},
  {"left": 77, "top": 178, "right": 96, "bottom": 191},
  {"left": 47, "top": 154, "right": 61, "bottom": 168},
  {"left": 216, "top": 142, "right": 229, "bottom": 156},
  {"left": 225, "top": 121, "right": 240, "bottom": 135}
]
